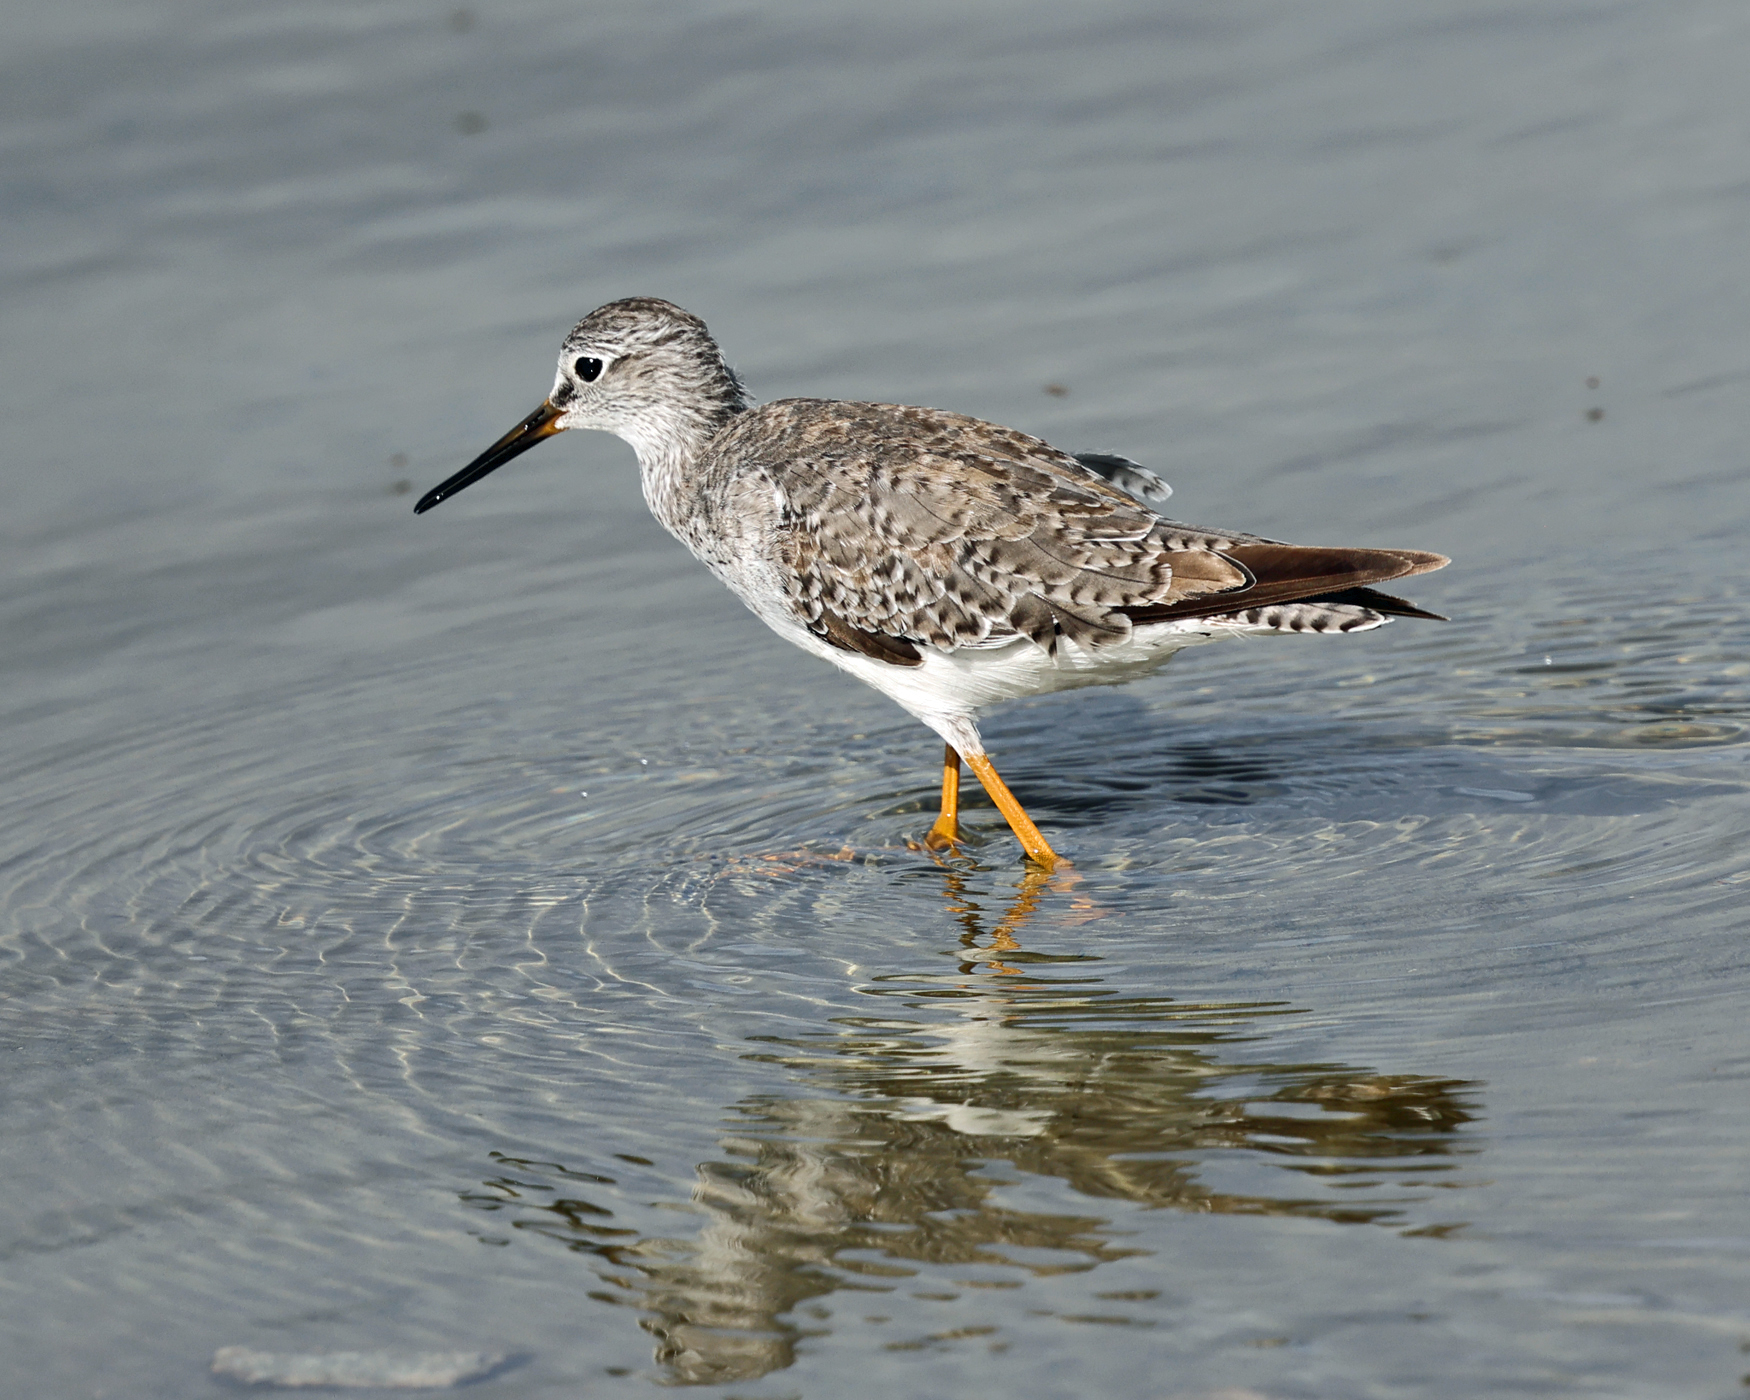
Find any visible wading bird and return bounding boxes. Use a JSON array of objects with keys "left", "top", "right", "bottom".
[{"left": 417, "top": 299, "right": 1447, "bottom": 867}]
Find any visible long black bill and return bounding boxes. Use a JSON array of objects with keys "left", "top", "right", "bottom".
[{"left": 414, "top": 399, "right": 565, "bottom": 514}]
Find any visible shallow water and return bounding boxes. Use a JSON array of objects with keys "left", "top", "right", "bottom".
[{"left": 4, "top": 1, "right": 1749, "bottom": 1397}]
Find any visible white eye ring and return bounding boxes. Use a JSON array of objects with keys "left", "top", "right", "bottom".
[{"left": 574, "top": 356, "right": 604, "bottom": 383}]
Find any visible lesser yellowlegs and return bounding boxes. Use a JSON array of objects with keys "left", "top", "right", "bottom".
[{"left": 417, "top": 298, "right": 1448, "bottom": 867}]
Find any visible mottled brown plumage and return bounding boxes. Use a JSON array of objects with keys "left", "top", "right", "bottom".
[
  {"left": 417, "top": 298, "right": 1450, "bottom": 865},
  {"left": 697, "top": 398, "right": 1443, "bottom": 662}
]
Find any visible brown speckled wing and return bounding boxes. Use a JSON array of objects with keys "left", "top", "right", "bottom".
[
  {"left": 703, "top": 399, "right": 1448, "bottom": 664},
  {"left": 712, "top": 400, "right": 1256, "bottom": 659}
]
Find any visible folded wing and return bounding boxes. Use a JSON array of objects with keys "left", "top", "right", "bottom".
[{"left": 718, "top": 400, "right": 1446, "bottom": 667}]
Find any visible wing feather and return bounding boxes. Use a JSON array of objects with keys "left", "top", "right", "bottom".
[{"left": 706, "top": 400, "right": 1445, "bottom": 664}]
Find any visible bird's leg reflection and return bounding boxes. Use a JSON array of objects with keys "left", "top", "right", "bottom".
[
  {"left": 935, "top": 861, "right": 1104, "bottom": 975},
  {"left": 938, "top": 862, "right": 1059, "bottom": 974}
]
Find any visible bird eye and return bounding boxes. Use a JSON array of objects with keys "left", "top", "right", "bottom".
[{"left": 574, "top": 357, "right": 603, "bottom": 382}]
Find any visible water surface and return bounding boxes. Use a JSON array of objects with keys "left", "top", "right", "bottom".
[{"left": 3, "top": 2, "right": 1749, "bottom": 1397}]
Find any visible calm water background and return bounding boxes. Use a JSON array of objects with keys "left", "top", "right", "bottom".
[{"left": 3, "top": 1, "right": 1748, "bottom": 1396}]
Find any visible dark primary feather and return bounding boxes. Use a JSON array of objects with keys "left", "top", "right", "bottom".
[
  {"left": 1292, "top": 586, "right": 1448, "bottom": 622},
  {"left": 1121, "top": 545, "right": 1449, "bottom": 625}
]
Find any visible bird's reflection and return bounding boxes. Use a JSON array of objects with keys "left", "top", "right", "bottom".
[{"left": 464, "top": 869, "right": 1483, "bottom": 1385}]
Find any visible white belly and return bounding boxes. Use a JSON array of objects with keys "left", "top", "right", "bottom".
[{"left": 804, "top": 620, "right": 1240, "bottom": 752}]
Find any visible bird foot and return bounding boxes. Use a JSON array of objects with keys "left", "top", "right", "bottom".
[{"left": 920, "top": 820, "right": 960, "bottom": 852}]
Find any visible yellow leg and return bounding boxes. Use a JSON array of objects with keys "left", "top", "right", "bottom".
[
  {"left": 923, "top": 745, "right": 961, "bottom": 850},
  {"left": 964, "top": 752, "right": 1059, "bottom": 868}
]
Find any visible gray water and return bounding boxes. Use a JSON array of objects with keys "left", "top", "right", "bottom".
[{"left": 4, "top": 2, "right": 1748, "bottom": 1396}]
